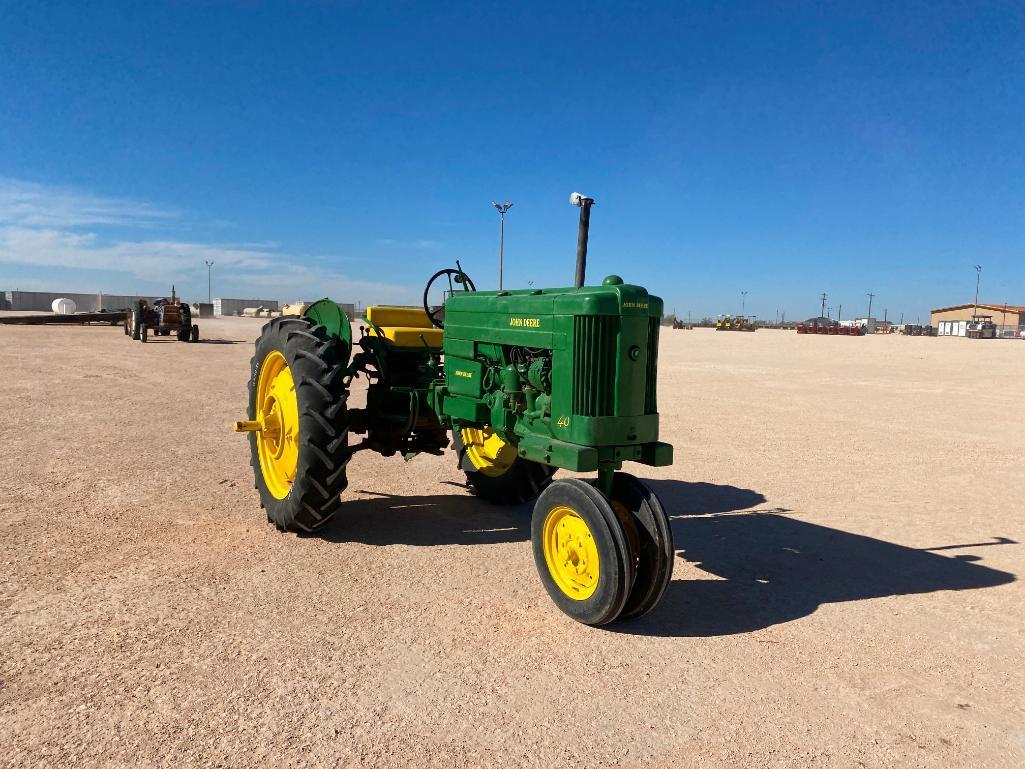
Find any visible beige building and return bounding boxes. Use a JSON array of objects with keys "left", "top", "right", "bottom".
[{"left": 931, "top": 303, "right": 1025, "bottom": 336}]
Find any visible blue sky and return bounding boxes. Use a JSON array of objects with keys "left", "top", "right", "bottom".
[{"left": 1, "top": 1, "right": 1022, "bottom": 320}]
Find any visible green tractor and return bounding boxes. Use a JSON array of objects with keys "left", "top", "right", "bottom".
[{"left": 234, "top": 197, "right": 674, "bottom": 625}]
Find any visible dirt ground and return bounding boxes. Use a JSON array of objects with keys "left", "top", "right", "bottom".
[{"left": 1, "top": 315, "right": 1022, "bottom": 769}]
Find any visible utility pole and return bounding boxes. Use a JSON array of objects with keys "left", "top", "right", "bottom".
[
  {"left": 899, "top": 312, "right": 904, "bottom": 325},
  {"left": 741, "top": 290, "right": 748, "bottom": 315},
  {"left": 866, "top": 292, "right": 875, "bottom": 322},
  {"left": 491, "top": 201, "right": 512, "bottom": 291},
  {"left": 973, "top": 264, "right": 982, "bottom": 317},
  {"left": 820, "top": 292, "right": 827, "bottom": 319},
  {"left": 205, "top": 260, "right": 214, "bottom": 304},
  {"left": 838, "top": 303, "right": 842, "bottom": 322}
]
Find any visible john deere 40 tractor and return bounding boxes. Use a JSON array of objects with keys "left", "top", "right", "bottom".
[{"left": 234, "top": 196, "right": 674, "bottom": 625}]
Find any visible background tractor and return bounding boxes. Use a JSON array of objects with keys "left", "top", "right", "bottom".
[
  {"left": 124, "top": 286, "right": 199, "bottom": 343},
  {"left": 716, "top": 314, "right": 757, "bottom": 331},
  {"left": 234, "top": 196, "right": 674, "bottom": 626}
]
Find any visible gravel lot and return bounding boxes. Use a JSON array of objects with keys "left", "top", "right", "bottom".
[{"left": 1, "top": 316, "right": 1022, "bottom": 768}]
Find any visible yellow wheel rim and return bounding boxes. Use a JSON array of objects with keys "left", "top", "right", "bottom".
[
  {"left": 461, "top": 426, "right": 516, "bottom": 477},
  {"left": 542, "top": 505, "right": 600, "bottom": 600},
  {"left": 255, "top": 350, "right": 299, "bottom": 500}
]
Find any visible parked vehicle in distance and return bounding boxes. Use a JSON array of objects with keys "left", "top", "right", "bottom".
[
  {"left": 124, "top": 286, "right": 199, "bottom": 343},
  {"left": 965, "top": 315, "right": 996, "bottom": 340}
]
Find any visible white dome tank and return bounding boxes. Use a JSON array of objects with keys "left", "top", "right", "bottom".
[{"left": 52, "top": 297, "right": 77, "bottom": 315}]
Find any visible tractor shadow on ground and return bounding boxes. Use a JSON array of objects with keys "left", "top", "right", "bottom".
[
  {"left": 616, "top": 479, "right": 1017, "bottom": 638},
  {"left": 309, "top": 489, "right": 532, "bottom": 547}
]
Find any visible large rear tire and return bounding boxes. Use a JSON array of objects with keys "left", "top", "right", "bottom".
[
  {"left": 531, "top": 479, "right": 635, "bottom": 626},
  {"left": 246, "top": 316, "right": 351, "bottom": 532},
  {"left": 178, "top": 305, "right": 193, "bottom": 341},
  {"left": 131, "top": 308, "right": 142, "bottom": 340},
  {"left": 452, "top": 426, "right": 555, "bottom": 504}
]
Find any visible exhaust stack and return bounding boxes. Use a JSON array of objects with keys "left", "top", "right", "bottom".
[{"left": 569, "top": 192, "right": 595, "bottom": 287}]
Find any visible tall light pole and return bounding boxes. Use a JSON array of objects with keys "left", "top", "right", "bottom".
[
  {"left": 867, "top": 292, "right": 875, "bottom": 321},
  {"left": 205, "top": 260, "right": 214, "bottom": 304},
  {"left": 973, "top": 264, "right": 982, "bottom": 317},
  {"left": 741, "top": 290, "right": 748, "bottom": 315},
  {"left": 492, "top": 201, "right": 512, "bottom": 291},
  {"left": 820, "top": 292, "right": 827, "bottom": 319}
]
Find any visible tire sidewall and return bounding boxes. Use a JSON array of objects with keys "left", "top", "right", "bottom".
[
  {"left": 249, "top": 317, "right": 348, "bottom": 531},
  {"left": 612, "top": 472, "right": 675, "bottom": 620},
  {"left": 531, "top": 478, "right": 631, "bottom": 625},
  {"left": 249, "top": 325, "right": 303, "bottom": 525}
]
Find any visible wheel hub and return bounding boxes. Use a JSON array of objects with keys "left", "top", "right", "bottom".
[
  {"left": 236, "top": 351, "right": 299, "bottom": 500},
  {"left": 542, "top": 505, "right": 600, "bottom": 599},
  {"left": 461, "top": 426, "right": 516, "bottom": 477}
]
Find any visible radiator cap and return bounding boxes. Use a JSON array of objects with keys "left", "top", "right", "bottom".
[{"left": 602, "top": 274, "right": 623, "bottom": 286}]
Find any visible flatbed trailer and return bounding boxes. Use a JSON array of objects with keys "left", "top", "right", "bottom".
[{"left": 0, "top": 311, "right": 125, "bottom": 326}]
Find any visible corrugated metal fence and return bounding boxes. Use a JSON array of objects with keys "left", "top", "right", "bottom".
[{"left": 2, "top": 291, "right": 160, "bottom": 312}]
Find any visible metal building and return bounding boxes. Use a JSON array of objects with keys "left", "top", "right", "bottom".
[
  {"left": 214, "top": 298, "right": 280, "bottom": 316},
  {"left": 931, "top": 303, "right": 1025, "bottom": 338}
]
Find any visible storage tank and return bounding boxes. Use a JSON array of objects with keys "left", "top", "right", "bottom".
[{"left": 51, "top": 297, "right": 77, "bottom": 315}]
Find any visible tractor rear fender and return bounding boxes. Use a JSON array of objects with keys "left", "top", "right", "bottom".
[{"left": 303, "top": 299, "right": 352, "bottom": 360}]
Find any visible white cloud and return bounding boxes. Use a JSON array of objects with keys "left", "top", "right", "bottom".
[
  {"left": 0, "top": 226, "right": 278, "bottom": 275},
  {"left": 0, "top": 179, "right": 418, "bottom": 304},
  {"left": 0, "top": 177, "right": 178, "bottom": 228}
]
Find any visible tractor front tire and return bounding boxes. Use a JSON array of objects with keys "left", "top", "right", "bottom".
[
  {"left": 131, "top": 308, "right": 142, "bottom": 340},
  {"left": 452, "top": 427, "right": 555, "bottom": 505},
  {"left": 140, "top": 323, "right": 148, "bottom": 343},
  {"left": 190, "top": 324, "right": 199, "bottom": 343},
  {"left": 609, "top": 473, "right": 674, "bottom": 620},
  {"left": 531, "top": 479, "right": 635, "bottom": 626},
  {"left": 247, "top": 316, "right": 351, "bottom": 533}
]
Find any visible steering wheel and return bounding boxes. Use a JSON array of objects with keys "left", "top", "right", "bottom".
[{"left": 423, "top": 264, "right": 476, "bottom": 329}]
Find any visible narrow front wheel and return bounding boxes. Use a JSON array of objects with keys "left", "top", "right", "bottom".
[
  {"left": 609, "top": 473, "right": 674, "bottom": 620},
  {"left": 531, "top": 479, "right": 635, "bottom": 626}
]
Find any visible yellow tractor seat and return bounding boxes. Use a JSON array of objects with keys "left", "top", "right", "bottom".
[{"left": 364, "top": 305, "right": 444, "bottom": 348}]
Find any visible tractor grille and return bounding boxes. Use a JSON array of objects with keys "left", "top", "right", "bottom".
[
  {"left": 572, "top": 315, "right": 618, "bottom": 416},
  {"left": 645, "top": 315, "right": 659, "bottom": 414}
]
